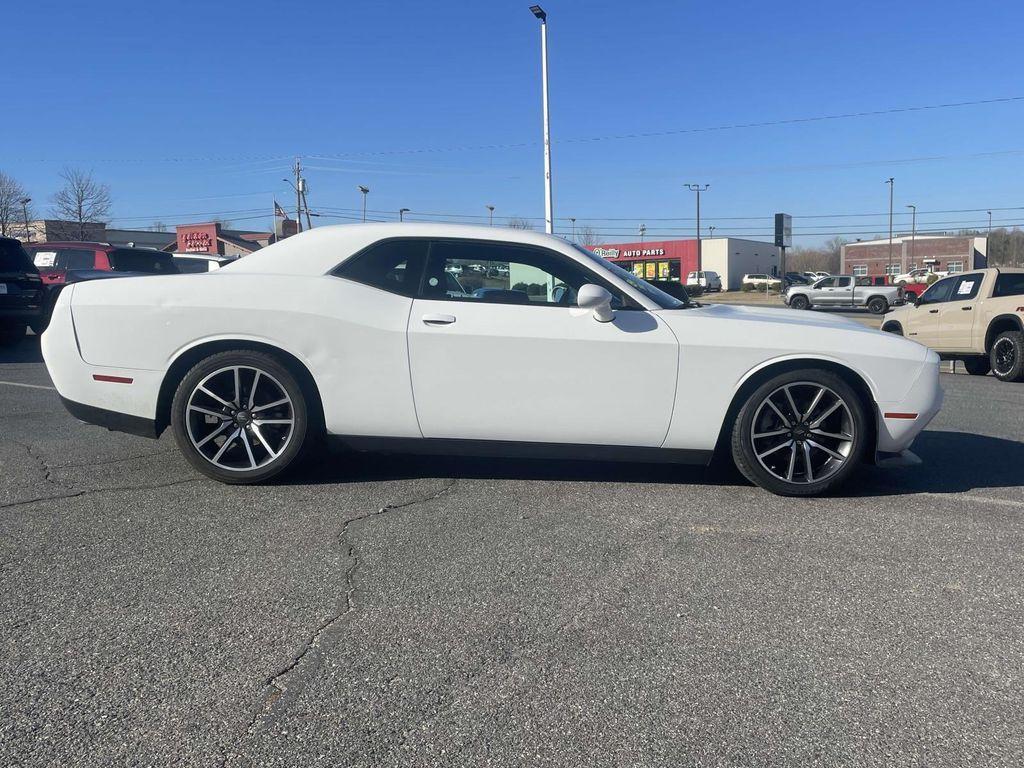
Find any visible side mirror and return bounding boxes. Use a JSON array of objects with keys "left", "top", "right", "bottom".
[{"left": 577, "top": 283, "right": 615, "bottom": 322}]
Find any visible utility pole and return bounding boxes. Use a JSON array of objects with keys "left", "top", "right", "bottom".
[
  {"left": 530, "top": 6, "right": 554, "bottom": 234},
  {"left": 20, "top": 197, "right": 31, "bottom": 242},
  {"left": 294, "top": 157, "right": 303, "bottom": 233},
  {"left": 568, "top": 217, "right": 576, "bottom": 241},
  {"left": 685, "top": 184, "right": 709, "bottom": 274},
  {"left": 358, "top": 185, "right": 369, "bottom": 222},
  {"left": 486, "top": 205, "right": 495, "bottom": 226},
  {"left": 886, "top": 177, "right": 894, "bottom": 280},
  {"left": 906, "top": 204, "right": 916, "bottom": 267},
  {"left": 638, "top": 223, "right": 646, "bottom": 243}
]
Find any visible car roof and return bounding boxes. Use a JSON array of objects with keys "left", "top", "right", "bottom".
[
  {"left": 228, "top": 223, "right": 584, "bottom": 277},
  {"left": 25, "top": 241, "right": 170, "bottom": 254}
]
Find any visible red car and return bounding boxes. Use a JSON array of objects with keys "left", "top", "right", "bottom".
[{"left": 23, "top": 241, "right": 179, "bottom": 285}]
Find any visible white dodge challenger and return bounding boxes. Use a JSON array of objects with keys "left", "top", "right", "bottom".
[{"left": 42, "top": 224, "right": 942, "bottom": 496}]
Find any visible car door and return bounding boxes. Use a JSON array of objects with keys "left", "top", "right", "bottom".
[
  {"left": 812, "top": 277, "right": 837, "bottom": 305},
  {"left": 907, "top": 275, "right": 957, "bottom": 347},
  {"left": 406, "top": 239, "right": 679, "bottom": 447},
  {"left": 934, "top": 273, "right": 983, "bottom": 350},
  {"left": 832, "top": 276, "right": 854, "bottom": 306}
]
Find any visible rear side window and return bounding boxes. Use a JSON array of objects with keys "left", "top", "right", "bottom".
[
  {"left": 333, "top": 239, "right": 429, "bottom": 297},
  {"left": 0, "top": 239, "right": 33, "bottom": 272},
  {"left": 951, "top": 274, "right": 982, "bottom": 301},
  {"left": 994, "top": 273, "right": 1024, "bottom": 297},
  {"left": 174, "top": 258, "right": 210, "bottom": 274},
  {"left": 108, "top": 249, "right": 179, "bottom": 274},
  {"left": 59, "top": 249, "right": 96, "bottom": 270}
]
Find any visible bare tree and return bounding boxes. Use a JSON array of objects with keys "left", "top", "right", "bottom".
[
  {"left": 0, "top": 171, "right": 32, "bottom": 238},
  {"left": 50, "top": 168, "right": 112, "bottom": 240},
  {"left": 576, "top": 225, "right": 602, "bottom": 247},
  {"left": 507, "top": 216, "right": 535, "bottom": 230},
  {"left": 151, "top": 221, "right": 167, "bottom": 232}
]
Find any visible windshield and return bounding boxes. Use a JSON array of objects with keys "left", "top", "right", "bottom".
[
  {"left": 572, "top": 244, "right": 688, "bottom": 309},
  {"left": 0, "top": 239, "right": 35, "bottom": 274},
  {"left": 108, "top": 249, "right": 179, "bottom": 274}
]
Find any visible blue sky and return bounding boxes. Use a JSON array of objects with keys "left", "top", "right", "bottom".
[{"left": 3, "top": 0, "right": 1024, "bottom": 245}]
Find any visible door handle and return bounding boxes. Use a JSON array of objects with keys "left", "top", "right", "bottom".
[
  {"left": 422, "top": 313, "right": 456, "bottom": 326},
  {"left": 928, "top": 309, "right": 939, "bottom": 314},
  {"left": 961, "top": 306, "right": 972, "bottom": 311}
]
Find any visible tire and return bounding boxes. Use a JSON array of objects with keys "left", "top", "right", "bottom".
[
  {"left": 990, "top": 331, "right": 1024, "bottom": 383},
  {"left": 730, "top": 368, "right": 870, "bottom": 497},
  {"left": 170, "top": 350, "right": 311, "bottom": 483},
  {"left": 867, "top": 296, "right": 888, "bottom": 315},
  {"left": 962, "top": 357, "right": 991, "bottom": 376},
  {"left": 881, "top": 322, "right": 903, "bottom": 336},
  {"left": 0, "top": 323, "right": 26, "bottom": 347},
  {"left": 790, "top": 294, "right": 810, "bottom": 310}
]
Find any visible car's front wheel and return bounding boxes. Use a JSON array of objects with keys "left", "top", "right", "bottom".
[
  {"left": 990, "top": 331, "right": 1024, "bottom": 382},
  {"left": 962, "top": 357, "right": 991, "bottom": 376},
  {"left": 171, "top": 350, "right": 310, "bottom": 483},
  {"left": 789, "top": 295, "right": 810, "bottom": 310},
  {"left": 730, "top": 369, "right": 869, "bottom": 496}
]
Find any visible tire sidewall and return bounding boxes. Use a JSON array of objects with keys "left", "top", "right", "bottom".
[
  {"left": 868, "top": 297, "right": 887, "bottom": 314},
  {"left": 791, "top": 295, "right": 809, "bottom": 310},
  {"left": 731, "top": 368, "right": 870, "bottom": 496},
  {"left": 171, "top": 350, "right": 309, "bottom": 483},
  {"left": 990, "top": 331, "right": 1024, "bottom": 382}
]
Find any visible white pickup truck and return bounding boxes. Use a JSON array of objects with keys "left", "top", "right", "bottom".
[{"left": 783, "top": 275, "right": 905, "bottom": 314}]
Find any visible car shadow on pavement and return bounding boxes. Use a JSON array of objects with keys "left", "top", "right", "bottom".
[
  {"left": 0, "top": 336, "right": 43, "bottom": 364},
  {"left": 290, "top": 430, "right": 1022, "bottom": 498}
]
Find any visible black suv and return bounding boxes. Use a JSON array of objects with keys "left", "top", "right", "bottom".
[{"left": 0, "top": 237, "right": 46, "bottom": 346}]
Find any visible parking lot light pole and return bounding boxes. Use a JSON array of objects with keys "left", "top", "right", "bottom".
[
  {"left": 685, "top": 184, "right": 709, "bottom": 275},
  {"left": 906, "top": 204, "right": 916, "bottom": 268},
  {"left": 568, "top": 217, "right": 575, "bottom": 241},
  {"left": 886, "top": 178, "right": 894, "bottom": 280},
  {"left": 987, "top": 210, "right": 992, "bottom": 235},
  {"left": 486, "top": 205, "right": 495, "bottom": 226},
  {"left": 638, "top": 223, "right": 646, "bottom": 243},
  {"left": 530, "top": 5, "right": 554, "bottom": 234},
  {"left": 358, "top": 186, "right": 369, "bottom": 222},
  {"left": 399, "top": 207, "right": 410, "bottom": 222},
  {"left": 19, "top": 196, "right": 31, "bottom": 241}
]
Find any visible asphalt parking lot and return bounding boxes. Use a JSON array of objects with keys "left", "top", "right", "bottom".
[{"left": 2, "top": 337, "right": 1023, "bottom": 767}]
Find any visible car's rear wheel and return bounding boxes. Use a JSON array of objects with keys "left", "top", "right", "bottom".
[
  {"left": 171, "top": 350, "right": 310, "bottom": 483},
  {"left": 730, "top": 369, "right": 869, "bottom": 496},
  {"left": 867, "top": 296, "right": 888, "bottom": 314},
  {"left": 990, "top": 331, "right": 1024, "bottom": 382},
  {"left": 790, "top": 295, "right": 810, "bottom": 310},
  {"left": 962, "top": 357, "right": 991, "bottom": 376},
  {"left": 0, "top": 322, "right": 26, "bottom": 347}
]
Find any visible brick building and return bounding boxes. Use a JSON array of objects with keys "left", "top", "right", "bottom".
[{"left": 841, "top": 234, "right": 987, "bottom": 280}]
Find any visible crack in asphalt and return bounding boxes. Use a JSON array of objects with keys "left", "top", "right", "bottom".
[
  {"left": 18, "top": 443, "right": 71, "bottom": 492},
  {"left": 225, "top": 478, "right": 459, "bottom": 764},
  {"left": 0, "top": 477, "right": 201, "bottom": 511}
]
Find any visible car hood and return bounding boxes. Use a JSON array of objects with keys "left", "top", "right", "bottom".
[{"left": 679, "top": 302, "right": 871, "bottom": 331}]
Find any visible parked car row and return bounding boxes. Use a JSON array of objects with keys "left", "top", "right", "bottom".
[{"left": 784, "top": 276, "right": 905, "bottom": 314}]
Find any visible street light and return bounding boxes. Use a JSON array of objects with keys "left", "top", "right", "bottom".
[
  {"left": 685, "top": 184, "right": 709, "bottom": 274},
  {"left": 568, "top": 217, "right": 576, "bottom": 241},
  {"left": 486, "top": 204, "right": 495, "bottom": 226},
  {"left": 530, "top": 5, "right": 554, "bottom": 234},
  {"left": 19, "top": 197, "right": 31, "bottom": 242},
  {"left": 885, "top": 178, "right": 895, "bottom": 280},
  {"left": 399, "top": 207, "right": 410, "bottom": 222},
  {"left": 358, "top": 185, "right": 370, "bottom": 222},
  {"left": 987, "top": 210, "right": 992, "bottom": 234},
  {"left": 709, "top": 225, "right": 715, "bottom": 238},
  {"left": 638, "top": 223, "right": 646, "bottom": 243},
  {"left": 906, "top": 204, "right": 916, "bottom": 268}
]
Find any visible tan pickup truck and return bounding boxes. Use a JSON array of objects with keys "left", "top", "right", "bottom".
[{"left": 881, "top": 268, "right": 1024, "bottom": 382}]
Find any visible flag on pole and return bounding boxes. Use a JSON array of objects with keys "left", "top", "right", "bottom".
[{"left": 274, "top": 200, "right": 287, "bottom": 218}]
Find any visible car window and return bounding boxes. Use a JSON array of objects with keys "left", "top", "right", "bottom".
[
  {"left": 950, "top": 274, "right": 982, "bottom": 301},
  {"left": 836, "top": 277, "right": 852, "bottom": 287},
  {"left": 59, "top": 249, "right": 95, "bottom": 270},
  {"left": 994, "top": 272, "right": 1024, "bottom": 297},
  {"left": 816, "top": 278, "right": 836, "bottom": 288},
  {"left": 31, "top": 250, "right": 58, "bottom": 268},
  {"left": 422, "top": 240, "right": 618, "bottom": 308},
  {"left": 920, "top": 276, "right": 956, "bottom": 304},
  {"left": 0, "top": 239, "right": 34, "bottom": 272},
  {"left": 173, "top": 257, "right": 210, "bottom": 274},
  {"left": 108, "top": 249, "right": 179, "bottom": 274},
  {"left": 332, "top": 239, "right": 429, "bottom": 297}
]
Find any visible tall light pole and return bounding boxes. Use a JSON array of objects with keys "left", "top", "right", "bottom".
[
  {"left": 906, "top": 204, "right": 916, "bottom": 268},
  {"left": 987, "top": 210, "right": 992, "bottom": 234},
  {"left": 886, "top": 177, "right": 894, "bottom": 279},
  {"left": 486, "top": 204, "right": 495, "bottom": 226},
  {"left": 709, "top": 225, "right": 715, "bottom": 238},
  {"left": 358, "top": 185, "right": 369, "bottom": 222},
  {"left": 685, "top": 184, "right": 710, "bottom": 274},
  {"left": 568, "top": 217, "right": 576, "bottom": 241},
  {"left": 530, "top": 5, "right": 554, "bottom": 234},
  {"left": 638, "top": 223, "right": 646, "bottom": 243},
  {"left": 20, "top": 197, "right": 31, "bottom": 242},
  {"left": 399, "top": 207, "right": 410, "bottom": 222}
]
